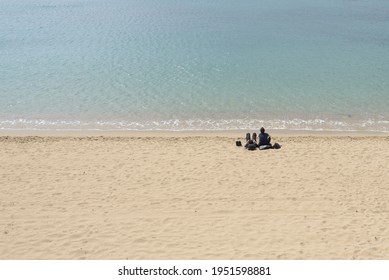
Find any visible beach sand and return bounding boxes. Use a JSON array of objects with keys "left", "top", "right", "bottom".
[{"left": 1, "top": 133, "right": 388, "bottom": 259}]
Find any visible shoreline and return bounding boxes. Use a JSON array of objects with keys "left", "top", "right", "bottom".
[{"left": 0, "top": 129, "right": 388, "bottom": 138}]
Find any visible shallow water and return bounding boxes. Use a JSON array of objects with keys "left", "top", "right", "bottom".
[{"left": 1, "top": 0, "right": 389, "bottom": 131}]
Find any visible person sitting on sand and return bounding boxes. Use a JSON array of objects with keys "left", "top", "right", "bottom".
[
  {"left": 245, "top": 139, "right": 257, "bottom": 150},
  {"left": 246, "top": 132, "right": 257, "bottom": 143},
  {"left": 258, "top": 127, "right": 271, "bottom": 146}
]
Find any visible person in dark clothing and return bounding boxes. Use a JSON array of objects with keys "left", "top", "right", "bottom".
[
  {"left": 245, "top": 139, "right": 257, "bottom": 150},
  {"left": 258, "top": 127, "right": 271, "bottom": 146},
  {"left": 246, "top": 132, "right": 258, "bottom": 143},
  {"left": 252, "top": 132, "right": 257, "bottom": 143}
]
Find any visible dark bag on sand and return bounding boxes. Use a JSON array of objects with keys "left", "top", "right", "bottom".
[
  {"left": 236, "top": 140, "right": 242, "bottom": 147},
  {"left": 247, "top": 143, "right": 257, "bottom": 150},
  {"left": 273, "top": 143, "right": 281, "bottom": 149}
]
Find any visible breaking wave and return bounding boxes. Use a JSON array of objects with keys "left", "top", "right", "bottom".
[{"left": 1, "top": 118, "right": 388, "bottom": 132}]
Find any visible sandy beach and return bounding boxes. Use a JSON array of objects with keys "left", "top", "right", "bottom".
[{"left": 1, "top": 132, "right": 388, "bottom": 259}]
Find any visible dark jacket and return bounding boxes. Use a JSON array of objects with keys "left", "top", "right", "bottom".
[{"left": 259, "top": 132, "right": 270, "bottom": 146}]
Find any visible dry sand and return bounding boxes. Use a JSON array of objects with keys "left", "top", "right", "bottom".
[{"left": 1, "top": 133, "right": 389, "bottom": 259}]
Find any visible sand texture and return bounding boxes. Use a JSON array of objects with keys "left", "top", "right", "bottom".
[{"left": 1, "top": 135, "right": 389, "bottom": 259}]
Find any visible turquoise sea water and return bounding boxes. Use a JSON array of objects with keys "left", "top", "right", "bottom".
[{"left": 1, "top": 0, "right": 389, "bottom": 131}]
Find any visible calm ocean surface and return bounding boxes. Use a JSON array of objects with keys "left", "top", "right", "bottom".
[{"left": 1, "top": 0, "right": 389, "bottom": 131}]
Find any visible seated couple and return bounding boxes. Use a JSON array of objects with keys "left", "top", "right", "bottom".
[{"left": 245, "top": 127, "right": 273, "bottom": 150}]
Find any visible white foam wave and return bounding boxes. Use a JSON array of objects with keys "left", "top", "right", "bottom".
[{"left": 1, "top": 118, "right": 388, "bottom": 132}]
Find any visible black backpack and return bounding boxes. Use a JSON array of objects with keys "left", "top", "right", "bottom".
[
  {"left": 273, "top": 143, "right": 282, "bottom": 149},
  {"left": 247, "top": 143, "right": 257, "bottom": 150}
]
